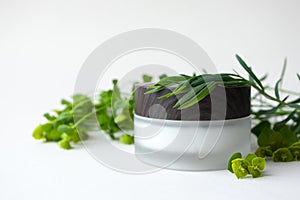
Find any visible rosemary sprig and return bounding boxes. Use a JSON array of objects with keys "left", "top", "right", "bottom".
[
  {"left": 145, "top": 72, "right": 249, "bottom": 109},
  {"left": 145, "top": 55, "right": 300, "bottom": 114}
]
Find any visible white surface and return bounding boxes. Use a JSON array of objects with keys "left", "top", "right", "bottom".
[{"left": 0, "top": 0, "right": 300, "bottom": 200}]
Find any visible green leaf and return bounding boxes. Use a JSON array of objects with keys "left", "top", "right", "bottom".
[
  {"left": 257, "top": 127, "right": 282, "bottom": 150},
  {"left": 45, "top": 129, "right": 62, "bottom": 141},
  {"left": 251, "top": 121, "right": 271, "bottom": 137},
  {"left": 61, "top": 99, "right": 71, "bottom": 106},
  {"left": 274, "top": 79, "right": 281, "bottom": 100},
  {"left": 279, "top": 58, "right": 287, "bottom": 86},
  {"left": 142, "top": 74, "right": 153, "bottom": 82},
  {"left": 255, "top": 96, "right": 288, "bottom": 116},
  {"left": 258, "top": 125, "right": 298, "bottom": 151},
  {"left": 227, "top": 152, "right": 242, "bottom": 173},
  {"left": 289, "top": 97, "right": 300, "bottom": 104},
  {"left": 290, "top": 103, "right": 300, "bottom": 109},
  {"left": 58, "top": 140, "right": 71, "bottom": 149},
  {"left": 289, "top": 142, "right": 300, "bottom": 161},
  {"left": 248, "top": 166, "right": 263, "bottom": 178},
  {"left": 274, "top": 110, "right": 297, "bottom": 130},
  {"left": 144, "top": 85, "right": 167, "bottom": 94},
  {"left": 159, "top": 74, "right": 167, "bottom": 80},
  {"left": 245, "top": 153, "right": 257, "bottom": 164},
  {"left": 236, "top": 54, "right": 264, "bottom": 90},
  {"left": 56, "top": 112, "right": 74, "bottom": 124},
  {"left": 272, "top": 148, "right": 294, "bottom": 162},
  {"left": 32, "top": 125, "right": 44, "bottom": 140},
  {"left": 58, "top": 133, "right": 72, "bottom": 150},
  {"left": 119, "top": 134, "right": 134, "bottom": 144},
  {"left": 259, "top": 74, "right": 268, "bottom": 82},
  {"left": 173, "top": 83, "right": 206, "bottom": 108},
  {"left": 231, "top": 159, "right": 249, "bottom": 179},
  {"left": 154, "top": 76, "right": 186, "bottom": 87},
  {"left": 158, "top": 81, "right": 189, "bottom": 99},
  {"left": 178, "top": 82, "right": 217, "bottom": 109},
  {"left": 41, "top": 123, "right": 53, "bottom": 132},
  {"left": 43, "top": 113, "right": 56, "bottom": 121},
  {"left": 255, "top": 147, "right": 273, "bottom": 158},
  {"left": 57, "top": 125, "right": 74, "bottom": 135},
  {"left": 114, "top": 114, "right": 128, "bottom": 123},
  {"left": 252, "top": 157, "right": 266, "bottom": 170},
  {"left": 278, "top": 125, "right": 298, "bottom": 146}
]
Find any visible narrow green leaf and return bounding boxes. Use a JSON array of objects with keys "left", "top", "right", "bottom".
[
  {"left": 178, "top": 82, "right": 217, "bottom": 109},
  {"left": 236, "top": 54, "right": 264, "bottom": 90},
  {"left": 255, "top": 96, "right": 288, "bottom": 116},
  {"left": 154, "top": 76, "right": 186, "bottom": 87},
  {"left": 173, "top": 83, "right": 207, "bottom": 108},
  {"left": 274, "top": 79, "right": 282, "bottom": 100},
  {"left": 259, "top": 74, "right": 268, "bottom": 82},
  {"left": 279, "top": 58, "right": 287, "bottom": 88},
  {"left": 274, "top": 110, "right": 296, "bottom": 130},
  {"left": 158, "top": 81, "right": 189, "bottom": 99},
  {"left": 289, "top": 97, "right": 300, "bottom": 104},
  {"left": 290, "top": 103, "right": 300, "bottom": 109},
  {"left": 144, "top": 85, "right": 165, "bottom": 94}
]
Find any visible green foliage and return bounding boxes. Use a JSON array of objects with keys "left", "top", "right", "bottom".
[
  {"left": 257, "top": 125, "right": 298, "bottom": 151},
  {"left": 254, "top": 123, "right": 299, "bottom": 162},
  {"left": 272, "top": 148, "right": 294, "bottom": 162},
  {"left": 145, "top": 73, "right": 249, "bottom": 109},
  {"left": 32, "top": 94, "right": 91, "bottom": 148},
  {"left": 255, "top": 146, "right": 273, "bottom": 158},
  {"left": 228, "top": 153, "right": 266, "bottom": 179},
  {"left": 227, "top": 152, "right": 242, "bottom": 173},
  {"left": 231, "top": 159, "right": 249, "bottom": 179},
  {"left": 251, "top": 121, "right": 271, "bottom": 137},
  {"left": 119, "top": 134, "right": 134, "bottom": 144},
  {"left": 33, "top": 74, "right": 155, "bottom": 149}
]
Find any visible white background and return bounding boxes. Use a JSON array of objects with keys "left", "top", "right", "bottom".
[{"left": 0, "top": 0, "right": 300, "bottom": 200}]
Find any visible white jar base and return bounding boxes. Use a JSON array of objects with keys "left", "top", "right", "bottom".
[{"left": 134, "top": 114, "right": 251, "bottom": 171}]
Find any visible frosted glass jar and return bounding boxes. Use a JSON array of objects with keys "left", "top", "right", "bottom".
[{"left": 134, "top": 83, "right": 251, "bottom": 171}]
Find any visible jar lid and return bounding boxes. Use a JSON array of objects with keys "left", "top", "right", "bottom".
[{"left": 134, "top": 83, "right": 251, "bottom": 121}]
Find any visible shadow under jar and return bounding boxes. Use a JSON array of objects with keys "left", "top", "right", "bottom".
[{"left": 134, "top": 83, "right": 251, "bottom": 171}]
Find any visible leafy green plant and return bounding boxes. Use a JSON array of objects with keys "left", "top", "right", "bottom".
[
  {"left": 32, "top": 94, "right": 92, "bottom": 149},
  {"left": 33, "top": 75, "right": 156, "bottom": 149}
]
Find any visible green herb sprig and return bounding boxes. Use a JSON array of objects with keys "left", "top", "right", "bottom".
[
  {"left": 227, "top": 152, "right": 266, "bottom": 179},
  {"left": 145, "top": 55, "right": 300, "bottom": 112},
  {"left": 145, "top": 72, "right": 249, "bottom": 109}
]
